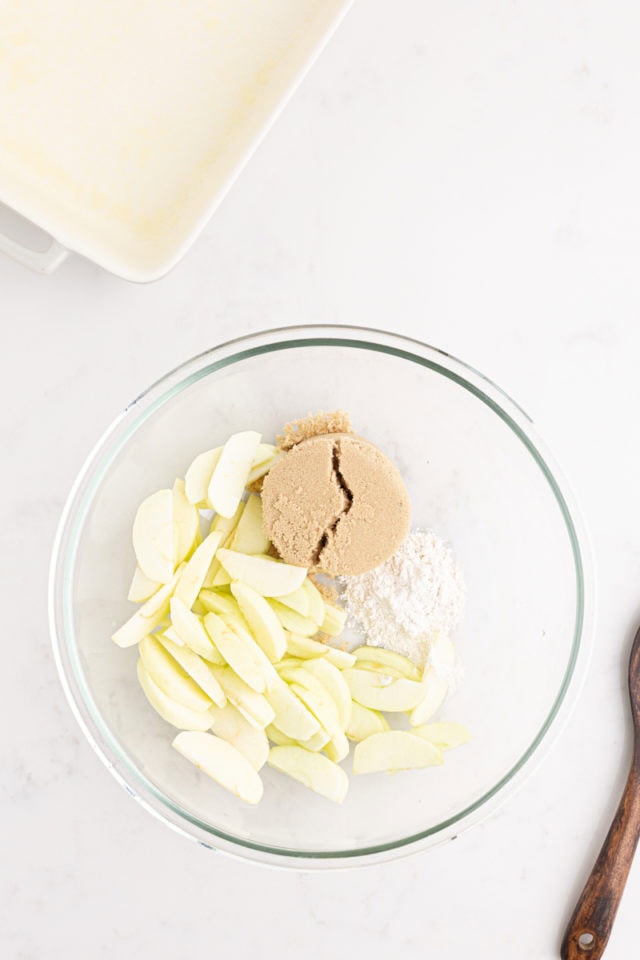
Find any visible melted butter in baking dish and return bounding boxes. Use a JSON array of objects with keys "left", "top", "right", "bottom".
[{"left": 0, "top": 0, "right": 343, "bottom": 277}]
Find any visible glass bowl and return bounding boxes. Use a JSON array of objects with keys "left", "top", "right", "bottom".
[{"left": 49, "top": 326, "right": 593, "bottom": 868}]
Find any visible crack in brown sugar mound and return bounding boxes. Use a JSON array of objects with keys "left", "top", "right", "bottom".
[{"left": 261, "top": 433, "right": 411, "bottom": 576}]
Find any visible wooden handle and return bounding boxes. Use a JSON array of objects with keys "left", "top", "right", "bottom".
[{"left": 561, "top": 748, "right": 640, "bottom": 959}]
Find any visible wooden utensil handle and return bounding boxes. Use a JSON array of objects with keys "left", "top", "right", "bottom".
[{"left": 561, "top": 749, "right": 640, "bottom": 959}]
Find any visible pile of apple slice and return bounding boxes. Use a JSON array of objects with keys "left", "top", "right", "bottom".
[{"left": 112, "top": 429, "right": 469, "bottom": 805}]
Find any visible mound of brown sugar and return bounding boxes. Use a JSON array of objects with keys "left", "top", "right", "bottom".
[
  {"left": 277, "top": 410, "right": 352, "bottom": 451},
  {"left": 261, "top": 433, "right": 410, "bottom": 577}
]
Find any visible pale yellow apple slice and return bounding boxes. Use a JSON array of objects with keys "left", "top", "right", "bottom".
[
  {"left": 208, "top": 431, "right": 262, "bottom": 518},
  {"left": 229, "top": 494, "right": 270, "bottom": 555},
  {"left": 287, "top": 679, "right": 342, "bottom": 740},
  {"left": 163, "top": 624, "right": 184, "bottom": 647},
  {"left": 157, "top": 634, "right": 226, "bottom": 707},
  {"left": 268, "top": 746, "right": 348, "bottom": 803},
  {"left": 173, "top": 530, "right": 223, "bottom": 609},
  {"left": 172, "top": 478, "right": 200, "bottom": 564},
  {"left": 230, "top": 582, "right": 286, "bottom": 662},
  {"left": 343, "top": 668, "right": 430, "bottom": 712},
  {"left": 301, "top": 658, "right": 352, "bottom": 730},
  {"left": 209, "top": 566, "right": 232, "bottom": 588},
  {"left": 320, "top": 602, "right": 347, "bottom": 638},
  {"left": 302, "top": 578, "right": 326, "bottom": 625},
  {"left": 209, "top": 666, "right": 274, "bottom": 729},
  {"left": 136, "top": 660, "right": 212, "bottom": 731},
  {"left": 353, "top": 731, "right": 444, "bottom": 774},
  {"left": 346, "top": 702, "right": 390, "bottom": 742},
  {"left": 353, "top": 646, "right": 421, "bottom": 681},
  {"left": 413, "top": 722, "right": 471, "bottom": 750},
  {"left": 132, "top": 489, "right": 175, "bottom": 583},
  {"left": 209, "top": 703, "right": 269, "bottom": 770},
  {"left": 140, "top": 635, "right": 212, "bottom": 711},
  {"left": 112, "top": 566, "right": 182, "bottom": 648},
  {"left": 285, "top": 633, "right": 356, "bottom": 669},
  {"left": 324, "top": 730, "right": 350, "bottom": 763},
  {"left": 266, "top": 724, "right": 297, "bottom": 747},
  {"left": 246, "top": 445, "right": 281, "bottom": 485},
  {"left": 409, "top": 670, "right": 449, "bottom": 725},
  {"left": 185, "top": 447, "right": 222, "bottom": 505},
  {"left": 263, "top": 677, "right": 321, "bottom": 741},
  {"left": 301, "top": 729, "right": 331, "bottom": 751},
  {"left": 276, "top": 585, "right": 310, "bottom": 618},
  {"left": 198, "top": 588, "right": 238, "bottom": 618},
  {"left": 172, "top": 731, "right": 264, "bottom": 804},
  {"left": 203, "top": 613, "right": 273, "bottom": 693},
  {"left": 218, "top": 550, "right": 307, "bottom": 598},
  {"left": 127, "top": 565, "right": 161, "bottom": 603},
  {"left": 170, "top": 596, "right": 224, "bottom": 663},
  {"left": 202, "top": 503, "right": 246, "bottom": 587},
  {"left": 269, "top": 601, "right": 317, "bottom": 636}
]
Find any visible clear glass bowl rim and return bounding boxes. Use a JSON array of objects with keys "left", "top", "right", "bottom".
[{"left": 48, "top": 325, "right": 594, "bottom": 869}]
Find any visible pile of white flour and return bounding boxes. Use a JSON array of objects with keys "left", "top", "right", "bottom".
[{"left": 341, "top": 530, "right": 465, "bottom": 668}]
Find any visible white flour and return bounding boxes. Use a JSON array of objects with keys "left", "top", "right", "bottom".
[{"left": 341, "top": 530, "right": 465, "bottom": 669}]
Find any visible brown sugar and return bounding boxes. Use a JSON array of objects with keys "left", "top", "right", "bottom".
[
  {"left": 261, "top": 433, "right": 410, "bottom": 577},
  {"left": 277, "top": 410, "right": 352, "bottom": 452}
]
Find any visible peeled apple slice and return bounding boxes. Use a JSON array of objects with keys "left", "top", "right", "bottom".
[
  {"left": 300, "top": 658, "right": 352, "bottom": 730},
  {"left": 413, "top": 722, "right": 471, "bottom": 750},
  {"left": 218, "top": 550, "right": 307, "bottom": 598},
  {"left": 171, "top": 596, "right": 224, "bottom": 663},
  {"left": 285, "top": 633, "right": 356, "bottom": 669},
  {"left": 132, "top": 489, "right": 175, "bottom": 583},
  {"left": 198, "top": 589, "right": 238, "bottom": 618},
  {"left": 266, "top": 724, "right": 297, "bottom": 747},
  {"left": 230, "top": 582, "right": 286, "bottom": 662},
  {"left": 209, "top": 703, "right": 269, "bottom": 770},
  {"left": 203, "top": 613, "right": 273, "bottom": 694},
  {"left": 409, "top": 670, "right": 449, "bottom": 726},
  {"left": 268, "top": 746, "right": 348, "bottom": 803},
  {"left": 302, "top": 579, "right": 326, "bottom": 625},
  {"left": 263, "top": 678, "right": 321, "bottom": 741},
  {"left": 353, "top": 731, "right": 444, "bottom": 775},
  {"left": 346, "top": 702, "right": 390, "bottom": 742},
  {"left": 127, "top": 565, "right": 161, "bottom": 603},
  {"left": 343, "top": 668, "right": 430, "bottom": 712},
  {"left": 209, "top": 666, "right": 275, "bottom": 729},
  {"left": 137, "top": 660, "right": 212, "bottom": 731},
  {"left": 185, "top": 447, "right": 222, "bottom": 505},
  {"left": 324, "top": 730, "right": 350, "bottom": 763},
  {"left": 320, "top": 603, "right": 347, "bottom": 638},
  {"left": 172, "top": 479, "right": 200, "bottom": 564},
  {"left": 139, "top": 635, "right": 212, "bottom": 711},
  {"left": 246, "top": 444, "right": 280, "bottom": 485},
  {"left": 208, "top": 431, "right": 262, "bottom": 518},
  {"left": 354, "top": 646, "right": 421, "bottom": 681},
  {"left": 288, "top": 682, "right": 342, "bottom": 740},
  {"left": 172, "top": 731, "right": 264, "bottom": 804},
  {"left": 112, "top": 566, "right": 182, "bottom": 648},
  {"left": 276, "top": 585, "right": 310, "bottom": 618},
  {"left": 269, "top": 601, "right": 318, "bottom": 636},
  {"left": 157, "top": 634, "right": 226, "bottom": 707},
  {"left": 229, "top": 494, "right": 270, "bottom": 555},
  {"left": 174, "top": 531, "right": 223, "bottom": 609}
]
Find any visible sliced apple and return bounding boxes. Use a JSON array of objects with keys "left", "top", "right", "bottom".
[
  {"left": 198, "top": 588, "right": 238, "bottom": 618},
  {"left": 343, "top": 668, "right": 429, "bottom": 712},
  {"left": 136, "top": 660, "right": 212, "bottom": 731},
  {"left": 112, "top": 566, "right": 182, "bottom": 648},
  {"left": 163, "top": 624, "right": 184, "bottom": 646},
  {"left": 132, "top": 489, "right": 175, "bottom": 583},
  {"left": 301, "top": 658, "right": 352, "bottom": 730},
  {"left": 174, "top": 530, "right": 223, "bottom": 609},
  {"left": 346, "top": 702, "right": 390, "bottom": 742},
  {"left": 285, "top": 633, "right": 356, "bottom": 668},
  {"left": 303, "top": 578, "right": 326, "bottom": 625},
  {"left": 156, "top": 634, "right": 226, "bottom": 707},
  {"left": 172, "top": 731, "right": 263, "bottom": 804},
  {"left": 269, "top": 601, "right": 317, "bottom": 636},
  {"left": 209, "top": 666, "right": 274, "bottom": 729},
  {"left": 263, "top": 677, "right": 320, "bottom": 740},
  {"left": 229, "top": 494, "right": 270, "bottom": 555},
  {"left": 209, "top": 703, "right": 269, "bottom": 770},
  {"left": 170, "top": 596, "right": 224, "bottom": 663},
  {"left": 301, "top": 729, "right": 331, "bottom": 752},
  {"left": 127, "top": 565, "right": 161, "bottom": 603},
  {"left": 246, "top": 443, "right": 280, "bottom": 485},
  {"left": 354, "top": 645, "right": 421, "bottom": 681},
  {"left": 172, "top": 478, "right": 200, "bottom": 564},
  {"left": 353, "top": 731, "right": 444, "bottom": 774},
  {"left": 268, "top": 746, "right": 348, "bottom": 803},
  {"left": 324, "top": 729, "right": 350, "bottom": 763},
  {"left": 266, "top": 724, "right": 297, "bottom": 747},
  {"left": 139, "top": 635, "right": 212, "bottom": 711},
  {"left": 320, "top": 602, "right": 347, "bottom": 638},
  {"left": 203, "top": 613, "right": 273, "bottom": 693},
  {"left": 218, "top": 550, "right": 307, "bottom": 598},
  {"left": 409, "top": 669, "right": 449, "bottom": 726},
  {"left": 276, "top": 585, "right": 310, "bottom": 618},
  {"left": 230, "top": 582, "right": 286, "bottom": 662},
  {"left": 208, "top": 431, "right": 261, "bottom": 518},
  {"left": 185, "top": 447, "right": 222, "bottom": 505},
  {"left": 413, "top": 722, "right": 471, "bottom": 750},
  {"left": 288, "top": 681, "right": 342, "bottom": 740}
]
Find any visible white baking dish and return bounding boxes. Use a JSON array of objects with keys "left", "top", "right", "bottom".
[{"left": 0, "top": 0, "right": 353, "bottom": 281}]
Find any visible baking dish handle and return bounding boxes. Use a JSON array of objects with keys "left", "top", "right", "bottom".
[{"left": 0, "top": 229, "right": 69, "bottom": 274}]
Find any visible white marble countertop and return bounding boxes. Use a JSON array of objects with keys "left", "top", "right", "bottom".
[{"left": 2, "top": 2, "right": 640, "bottom": 957}]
